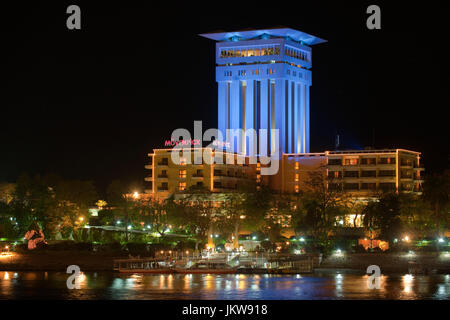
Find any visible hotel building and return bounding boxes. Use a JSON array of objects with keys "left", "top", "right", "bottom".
[
  {"left": 200, "top": 28, "right": 326, "bottom": 156},
  {"left": 144, "top": 27, "right": 424, "bottom": 209},
  {"left": 278, "top": 149, "right": 425, "bottom": 196},
  {"left": 145, "top": 148, "right": 258, "bottom": 201}
]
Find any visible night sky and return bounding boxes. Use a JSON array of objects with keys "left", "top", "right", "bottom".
[{"left": 1, "top": 2, "right": 449, "bottom": 194}]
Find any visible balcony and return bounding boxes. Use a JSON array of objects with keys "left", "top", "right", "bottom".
[
  {"left": 144, "top": 175, "right": 153, "bottom": 181},
  {"left": 157, "top": 187, "right": 168, "bottom": 192},
  {"left": 157, "top": 160, "right": 169, "bottom": 167},
  {"left": 144, "top": 164, "right": 153, "bottom": 169},
  {"left": 157, "top": 174, "right": 168, "bottom": 179},
  {"left": 400, "top": 162, "right": 414, "bottom": 168}
]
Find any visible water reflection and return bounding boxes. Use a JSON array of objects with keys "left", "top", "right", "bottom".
[{"left": 0, "top": 271, "right": 449, "bottom": 300}]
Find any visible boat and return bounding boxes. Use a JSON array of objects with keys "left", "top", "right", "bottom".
[
  {"left": 174, "top": 260, "right": 237, "bottom": 274},
  {"left": 113, "top": 258, "right": 173, "bottom": 273}
]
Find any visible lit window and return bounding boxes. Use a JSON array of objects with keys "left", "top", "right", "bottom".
[
  {"left": 295, "top": 162, "right": 299, "bottom": 169},
  {"left": 295, "top": 185, "right": 299, "bottom": 193},
  {"left": 344, "top": 158, "right": 358, "bottom": 165},
  {"left": 179, "top": 170, "right": 187, "bottom": 178},
  {"left": 295, "top": 173, "right": 299, "bottom": 182},
  {"left": 178, "top": 182, "right": 186, "bottom": 191}
]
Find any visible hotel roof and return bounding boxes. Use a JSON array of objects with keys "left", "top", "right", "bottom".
[{"left": 199, "top": 27, "right": 327, "bottom": 45}]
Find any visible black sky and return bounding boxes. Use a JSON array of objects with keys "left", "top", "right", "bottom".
[{"left": 1, "top": 1, "right": 449, "bottom": 193}]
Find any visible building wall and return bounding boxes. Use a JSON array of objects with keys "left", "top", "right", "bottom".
[
  {"left": 145, "top": 148, "right": 257, "bottom": 201},
  {"left": 215, "top": 38, "right": 312, "bottom": 156},
  {"left": 273, "top": 149, "right": 424, "bottom": 196}
]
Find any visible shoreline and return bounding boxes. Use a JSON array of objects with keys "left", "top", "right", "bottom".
[{"left": 1, "top": 251, "right": 449, "bottom": 274}]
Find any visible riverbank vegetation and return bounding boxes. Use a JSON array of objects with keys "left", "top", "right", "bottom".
[{"left": 0, "top": 170, "right": 449, "bottom": 255}]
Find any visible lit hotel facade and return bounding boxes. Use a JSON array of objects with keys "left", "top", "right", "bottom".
[
  {"left": 144, "top": 28, "right": 424, "bottom": 201},
  {"left": 200, "top": 28, "right": 326, "bottom": 156}
]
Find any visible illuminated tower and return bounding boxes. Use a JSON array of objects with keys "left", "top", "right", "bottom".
[{"left": 200, "top": 27, "right": 326, "bottom": 156}]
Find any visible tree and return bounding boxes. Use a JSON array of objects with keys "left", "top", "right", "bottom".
[
  {"left": 362, "top": 193, "right": 403, "bottom": 242},
  {"left": 140, "top": 197, "right": 175, "bottom": 238},
  {"left": 106, "top": 180, "right": 139, "bottom": 242},
  {"left": 293, "top": 169, "right": 346, "bottom": 246},
  {"left": 169, "top": 188, "right": 219, "bottom": 252},
  {"left": 422, "top": 171, "right": 450, "bottom": 238}
]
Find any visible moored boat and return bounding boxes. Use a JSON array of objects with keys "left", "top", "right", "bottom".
[
  {"left": 174, "top": 261, "right": 237, "bottom": 274},
  {"left": 113, "top": 258, "right": 173, "bottom": 273}
]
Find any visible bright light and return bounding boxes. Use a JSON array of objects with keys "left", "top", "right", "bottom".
[
  {"left": 79, "top": 217, "right": 84, "bottom": 222},
  {"left": 127, "top": 225, "right": 132, "bottom": 230},
  {"left": 252, "top": 236, "right": 257, "bottom": 240},
  {"left": 215, "top": 234, "right": 219, "bottom": 238},
  {"left": 160, "top": 250, "right": 164, "bottom": 254},
  {"left": 299, "top": 237, "right": 305, "bottom": 242},
  {"left": 403, "top": 236, "right": 409, "bottom": 242},
  {"left": 132, "top": 192, "right": 139, "bottom": 199},
  {"left": 117, "top": 220, "right": 121, "bottom": 224},
  {"left": 438, "top": 238, "right": 445, "bottom": 243},
  {"left": 185, "top": 250, "right": 189, "bottom": 254},
  {"left": 146, "top": 225, "right": 151, "bottom": 229}
]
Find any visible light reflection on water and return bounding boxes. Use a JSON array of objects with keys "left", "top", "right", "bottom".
[{"left": 0, "top": 271, "right": 449, "bottom": 300}]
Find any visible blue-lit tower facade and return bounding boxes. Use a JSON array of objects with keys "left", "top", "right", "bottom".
[{"left": 200, "top": 28, "right": 326, "bottom": 156}]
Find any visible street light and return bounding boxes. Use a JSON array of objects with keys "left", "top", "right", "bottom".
[{"left": 133, "top": 192, "right": 139, "bottom": 199}]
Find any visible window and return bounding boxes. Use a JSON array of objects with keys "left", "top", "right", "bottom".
[
  {"left": 328, "top": 158, "right": 342, "bottom": 165},
  {"left": 179, "top": 170, "right": 186, "bottom": 178},
  {"left": 378, "top": 170, "right": 396, "bottom": 177},
  {"left": 295, "top": 162, "right": 299, "bottom": 170},
  {"left": 378, "top": 157, "right": 395, "bottom": 165},
  {"left": 344, "top": 158, "right": 358, "bottom": 165},
  {"left": 178, "top": 182, "right": 186, "bottom": 191},
  {"left": 361, "top": 170, "right": 376, "bottom": 177},
  {"left": 344, "top": 171, "right": 359, "bottom": 178},
  {"left": 361, "top": 158, "right": 376, "bottom": 165},
  {"left": 179, "top": 157, "right": 187, "bottom": 165},
  {"left": 158, "top": 158, "right": 168, "bottom": 165},
  {"left": 193, "top": 169, "right": 203, "bottom": 177},
  {"left": 344, "top": 183, "right": 359, "bottom": 190},
  {"left": 295, "top": 185, "right": 299, "bottom": 193},
  {"left": 295, "top": 173, "right": 299, "bottom": 182}
]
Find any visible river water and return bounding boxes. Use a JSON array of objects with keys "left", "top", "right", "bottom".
[{"left": 0, "top": 271, "right": 449, "bottom": 300}]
